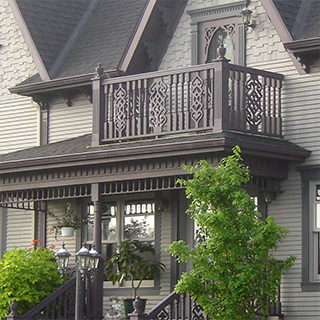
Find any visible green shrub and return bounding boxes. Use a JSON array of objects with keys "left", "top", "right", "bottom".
[
  {"left": 0, "top": 247, "right": 64, "bottom": 318},
  {"left": 168, "top": 146, "right": 295, "bottom": 320}
]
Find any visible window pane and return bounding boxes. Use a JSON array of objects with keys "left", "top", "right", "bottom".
[
  {"left": 102, "top": 204, "right": 117, "bottom": 241},
  {"left": 87, "top": 203, "right": 117, "bottom": 242},
  {"left": 207, "top": 27, "right": 235, "bottom": 63},
  {"left": 316, "top": 185, "right": 320, "bottom": 229},
  {"left": 103, "top": 243, "right": 118, "bottom": 280},
  {"left": 102, "top": 216, "right": 117, "bottom": 241},
  {"left": 316, "top": 185, "right": 320, "bottom": 201},
  {"left": 316, "top": 203, "right": 320, "bottom": 229},
  {"left": 124, "top": 200, "right": 155, "bottom": 240},
  {"left": 124, "top": 215, "right": 154, "bottom": 240}
]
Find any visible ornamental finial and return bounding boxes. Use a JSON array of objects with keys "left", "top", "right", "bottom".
[
  {"left": 9, "top": 299, "right": 20, "bottom": 316},
  {"left": 217, "top": 44, "right": 226, "bottom": 60},
  {"left": 95, "top": 63, "right": 104, "bottom": 77}
]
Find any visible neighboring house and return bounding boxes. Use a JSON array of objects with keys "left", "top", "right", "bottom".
[{"left": 0, "top": 0, "right": 319, "bottom": 319}]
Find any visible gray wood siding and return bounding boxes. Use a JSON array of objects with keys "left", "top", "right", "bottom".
[
  {"left": 159, "top": 0, "right": 320, "bottom": 318},
  {"left": 48, "top": 95, "right": 93, "bottom": 144},
  {"left": 6, "top": 208, "right": 33, "bottom": 250},
  {"left": 0, "top": 96, "right": 38, "bottom": 154}
]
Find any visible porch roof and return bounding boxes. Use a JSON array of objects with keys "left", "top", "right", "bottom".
[{"left": 0, "top": 131, "right": 310, "bottom": 173}]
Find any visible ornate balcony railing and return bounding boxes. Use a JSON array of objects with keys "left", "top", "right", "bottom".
[{"left": 92, "top": 55, "right": 283, "bottom": 146}]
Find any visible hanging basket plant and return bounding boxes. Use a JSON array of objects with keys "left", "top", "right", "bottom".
[{"left": 50, "top": 202, "right": 89, "bottom": 239}]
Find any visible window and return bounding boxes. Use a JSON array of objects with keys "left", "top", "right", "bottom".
[
  {"left": 200, "top": 18, "right": 237, "bottom": 64},
  {"left": 311, "top": 184, "right": 320, "bottom": 281},
  {"left": 86, "top": 199, "right": 156, "bottom": 269},
  {"left": 188, "top": 1, "right": 247, "bottom": 66},
  {"left": 299, "top": 166, "right": 320, "bottom": 291}
]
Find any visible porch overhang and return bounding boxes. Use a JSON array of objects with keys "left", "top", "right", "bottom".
[{"left": 0, "top": 131, "right": 310, "bottom": 208}]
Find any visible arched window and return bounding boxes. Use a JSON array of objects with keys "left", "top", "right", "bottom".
[{"left": 206, "top": 25, "right": 235, "bottom": 63}]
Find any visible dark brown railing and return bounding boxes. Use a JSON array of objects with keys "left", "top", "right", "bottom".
[
  {"left": 129, "top": 289, "right": 283, "bottom": 320},
  {"left": 16, "top": 276, "right": 76, "bottom": 320},
  {"left": 92, "top": 56, "right": 283, "bottom": 146}
]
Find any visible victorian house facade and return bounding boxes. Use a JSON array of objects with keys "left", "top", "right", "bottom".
[{"left": 0, "top": 0, "right": 319, "bottom": 319}]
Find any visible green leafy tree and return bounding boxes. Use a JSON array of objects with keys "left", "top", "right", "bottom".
[
  {"left": 0, "top": 247, "right": 64, "bottom": 318},
  {"left": 168, "top": 146, "right": 295, "bottom": 320}
]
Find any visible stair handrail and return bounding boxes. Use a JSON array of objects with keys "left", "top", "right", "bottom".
[
  {"left": 145, "top": 292, "right": 180, "bottom": 319},
  {"left": 20, "top": 275, "right": 76, "bottom": 319}
]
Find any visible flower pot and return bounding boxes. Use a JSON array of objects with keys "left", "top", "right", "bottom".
[
  {"left": 123, "top": 298, "right": 147, "bottom": 318},
  {"left": 60, "top": 227, "right": 74, "bottom": 237}
]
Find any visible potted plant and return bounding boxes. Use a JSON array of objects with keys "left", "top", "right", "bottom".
[
  {"left": 105, "top": 239, "right": 165, "bottom": 316},
  {"left": 50, "top": 202, "right": 88, "bottom": 238}
]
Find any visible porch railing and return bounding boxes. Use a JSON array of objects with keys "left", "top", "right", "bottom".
[
  {"left": 129, "top": 289, "right": 283, "bottom": 320},
  {"left": 92, "top": 53, "right": 283, "bottom": 146}
]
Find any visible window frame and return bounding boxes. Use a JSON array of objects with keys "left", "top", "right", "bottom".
[
  {"left": 187, "top": 1, "right": 247, "bottom": 66},
  {"left": 309, "top": 183, "right": 320, "bottom": 282},
  {"left": 84, "top": 194, "right": 161, "bottom": 289},
  {"left": 299, "top": 165, "right": 320, "bottom": 291}
]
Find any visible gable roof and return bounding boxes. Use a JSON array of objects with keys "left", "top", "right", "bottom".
[
  {"left": 12, "top": 0, "right": 148, "bottom": 82},
  {"left": 273, "top": 0, "right": 320, "bottom": 40},
  {"left": 16, "top": 0, "right": 93, "bottom": 76},
  {"left": 262, "top": 0, "right": 320, "bottom": 73},
  {"left": 54, "top": 0, "right": 148, "bottom": 79},
  {"left": 10, "top": 0, "right": 186, "bottom": 94}
]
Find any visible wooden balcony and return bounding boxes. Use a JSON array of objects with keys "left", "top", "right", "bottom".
[{"left": 91, "top": 55, "right": 283, "bottom": 146}]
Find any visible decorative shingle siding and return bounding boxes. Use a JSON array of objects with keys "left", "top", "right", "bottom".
[{"left": 0, "top": 0, "right": 38, "bottom": 155}]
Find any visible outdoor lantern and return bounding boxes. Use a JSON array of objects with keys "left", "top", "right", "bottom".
[
  {"left": 76, "top": 244, "right": 91, "bottom": 275},
  {"left": 241, "top": 8, "right": 255, "bottom": 29},
  {"left": 55, "top": 243, "right": 71, "bottom": 273},
  {"left": 88, "top": 245, "right": 101, "bottom": 271}
]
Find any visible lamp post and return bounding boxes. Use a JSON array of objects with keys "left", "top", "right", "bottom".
[{"left": 56, "top": 243, "right": 101, "bottom": 319}]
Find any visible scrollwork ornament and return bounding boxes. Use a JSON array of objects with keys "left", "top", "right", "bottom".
[
  {"left": 149, "top": 80, "right": 168, "bottom": 131},
  {"left": 191, "top": 75, "right": 204, "bottom": 123},
  {"left": 245, "top": 76, "right": 263, "bottom": 126},
  {"left": 114, "top": 85, "right": 128, "bottom": 133}
]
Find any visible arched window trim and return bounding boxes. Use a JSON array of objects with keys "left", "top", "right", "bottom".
[{"left": 188, "top": 2, "right": 246, "bottom": 66}]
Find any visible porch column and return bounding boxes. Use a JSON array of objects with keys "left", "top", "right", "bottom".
[
  {"left": 91, "top": 183, "right": 103, "bottom": 319},
  {"left": 0, "top": 207, "right": 6, "bottom": 259}
]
